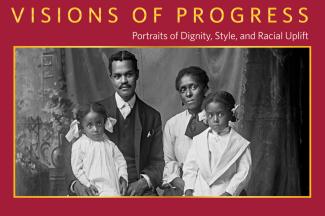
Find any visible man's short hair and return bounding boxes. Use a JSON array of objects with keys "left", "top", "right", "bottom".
[{"left": 108, "top": 50, "right": 139, "bottom": 75}]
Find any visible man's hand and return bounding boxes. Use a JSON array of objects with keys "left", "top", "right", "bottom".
[
  {"left": 126, "top": 178, "right": 148, "bottom": 196},
  {"left": 184, "top": 189, "right": 194, "bottom": 196},
  {"left": 119, "top": 177, "right": 128, "bottom": 195},
  {"left": 73, "top": 180, "right": 98, "bottom": 196},
  {"left": 170, "top": 177, "right": 185, "bottom": 192}
]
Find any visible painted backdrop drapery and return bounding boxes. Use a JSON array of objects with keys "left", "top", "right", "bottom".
[
  {"left": 65, "top": 48, "right": 246, "bottom": 125},
  {"left": 64, "top": 48, "right": 308, "bottom": 195}
]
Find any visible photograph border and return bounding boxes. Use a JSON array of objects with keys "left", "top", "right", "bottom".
[{"left": 13, "top": 46, "right": 312, "bottom": 199}]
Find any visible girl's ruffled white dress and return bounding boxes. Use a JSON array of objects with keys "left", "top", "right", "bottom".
[{"left": 71, "top": 134, "right": 128, "bottom": 196}]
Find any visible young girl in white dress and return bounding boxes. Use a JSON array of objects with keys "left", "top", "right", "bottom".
[
  {"left": 66, "top": 102, "right": 128, "bottom": 196},
  {"left": 183, "top": 91, "right": 252, "bottom": 196}
]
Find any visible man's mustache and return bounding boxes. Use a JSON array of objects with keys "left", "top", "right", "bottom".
[{"left": 119, "top": 85, "right": 131, "bottom": 89}]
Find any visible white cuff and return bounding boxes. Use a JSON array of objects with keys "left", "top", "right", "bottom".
[
  {"left": 120, "top": 176, "right": 129, "bottom": 186},
  {"left": 70, "top": 180, "right": 77, "bottom": 193},
  {"left": 140, "top": 174, "right": 152, "bottom": 188},
  {"left": 163, "top": 173, "right": 180, "bottom": 185}
]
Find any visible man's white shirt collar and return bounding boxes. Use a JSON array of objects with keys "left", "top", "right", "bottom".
[{"left": 115, "top": 92, "right": 136, "bottom": 109}]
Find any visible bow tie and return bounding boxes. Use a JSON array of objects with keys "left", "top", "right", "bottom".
[{"left": 185, "top": 113, "right": 208, "bottom": 139}]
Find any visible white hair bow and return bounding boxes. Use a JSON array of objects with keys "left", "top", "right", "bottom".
[
  {"left": 65, "top": 120, "right": 80, "bottom": 142},
  {"left": 105, "top": 117, "right": 117, "bottom": 133},
  {"left": 231, "top": 104, "right": 240, "bottom": 114},
  {"left": 198, "top": 110, "right": 208, "bottom": 124}
]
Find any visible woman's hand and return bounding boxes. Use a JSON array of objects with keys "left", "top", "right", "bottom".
[{"left": 171, "top": 177, "right": 185, "bottom": 192}]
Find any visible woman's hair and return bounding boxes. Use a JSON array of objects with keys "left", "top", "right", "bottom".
[
  {"left": 202, "top": 91, "right": 237, "bottom": 122},
  {"left": 175, "top": 66, "right": 209, "bottom": 91},
  {"left": 76, "top": 102, "right": 107, "bottom": 123}
]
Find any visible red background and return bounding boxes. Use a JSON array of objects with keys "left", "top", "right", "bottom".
[{"left": 1, "top": 0, "right": 323, "bottom": 215}]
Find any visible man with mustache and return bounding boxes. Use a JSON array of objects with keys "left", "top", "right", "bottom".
[{"left": 67, "top": 50, "right": 164, "bottom": 196}]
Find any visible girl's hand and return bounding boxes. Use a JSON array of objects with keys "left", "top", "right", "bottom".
[
  {"left": 119, "top": 177, "right": 128, "bottom": 196},
  {"left": 184, "top": 189, "right": 194, "bottom": 196},
  {"left": 88, "top": 185, "right": 99, "bottom": 196},
  {"left": 73, "top": 180, "right": 89, "bottom": 196}
]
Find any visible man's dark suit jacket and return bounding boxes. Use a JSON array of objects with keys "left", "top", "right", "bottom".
[
  {"left": 99, "top": 95, "right": 164, "bottom": 188},
  {"left": 64, "top": 95, "right": 164, "bottom": 193}
]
